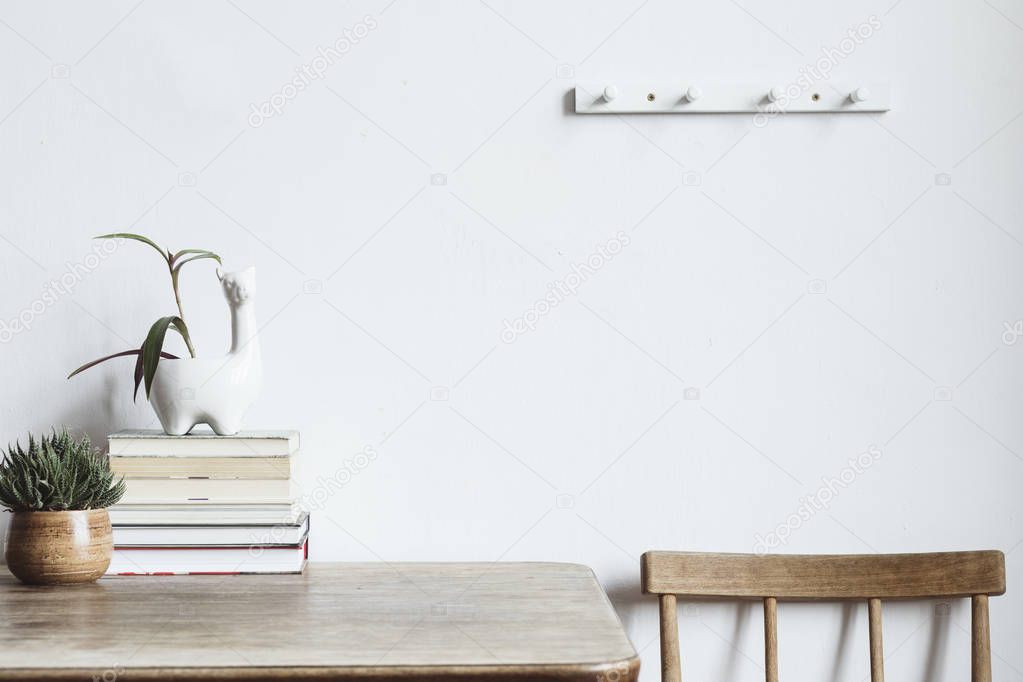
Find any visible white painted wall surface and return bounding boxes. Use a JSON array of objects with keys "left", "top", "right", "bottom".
[{"left": 2, "top": 1, "right": 1022, "bottom": 679}]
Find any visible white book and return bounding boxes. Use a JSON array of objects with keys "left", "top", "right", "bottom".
[
  {"left": 113, "top": 512, "right": 309, "bottom": 547},
  {"left": 121, "top": 478, "right": 293, "bottom": 504},
  {"left": 108, "top": 429, "right": 300, "bottom": 457},
  {"left": 107, "top": 540, "right": 308, "bottom": 575},
  {"left": 109, "top": 502, "right": 303, "bottom": 526}
]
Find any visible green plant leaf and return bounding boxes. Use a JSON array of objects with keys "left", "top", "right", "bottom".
[
  {"left": 142, "top": 316, "right": 190, "bottom": 397},
  {"left": 172, "top": 251, "right": 222, "bottom": 272},
  {"left": 172, "top": 248, "right": 222, "bottom": 263},
  {"left": 67, "top": 349, "right": 143, "bottom": 379},
  {"left": 68, "top": 348, "right": 180, "bottom": 381},
  {"left": 132, "top": 348, "right": 179, "bottom": 402},
  {"left": 95, "top": 233, "right": 169, "bottom": 261},
  {"left": 133, "top": 345, "right": 145, "bottom": 403}
]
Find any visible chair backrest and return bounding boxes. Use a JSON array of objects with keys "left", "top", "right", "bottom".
[{"left": 641, "top": 550, "right": 1006, "bottom": 682}]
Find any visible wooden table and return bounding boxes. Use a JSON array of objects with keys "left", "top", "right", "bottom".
[{"left": 0, "top": 562, "right": 639, "bottom": 681}]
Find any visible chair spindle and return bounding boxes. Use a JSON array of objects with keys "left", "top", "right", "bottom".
[
  {"left": 868, "top": 598, "right": 884, "bottom": 682},
  {"left": 972, "top": 594, "right": 991, "bottom": 682},
  {"left": 659, "top": 593, "right": 681, "bottom": 682},
  {"left": 763, "top": 596, "right": 778, "bottom": 682}
]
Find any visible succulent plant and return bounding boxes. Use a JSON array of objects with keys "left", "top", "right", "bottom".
[{"left": 0, "top": 429, "right": 126, "bottom": 511}]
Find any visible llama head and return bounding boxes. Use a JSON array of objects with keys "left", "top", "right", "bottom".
[{"left": 218, "top": 266, "right": 256, "bottom": 306}]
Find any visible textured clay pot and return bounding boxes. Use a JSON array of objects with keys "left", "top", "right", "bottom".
[{"left": 4, "top": 509, "right": 112, "bottom": 585}]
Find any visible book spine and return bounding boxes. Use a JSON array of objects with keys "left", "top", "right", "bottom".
[
  {"left": 109, "top": 456, "right": 292, "bottom": 480},
  {"left": 120, "top": 479, "right": 293, "bottom": 504}
]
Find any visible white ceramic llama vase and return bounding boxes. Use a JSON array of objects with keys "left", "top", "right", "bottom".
[{"left": 148, "top": 267, "right": 263, "bottom": 436}]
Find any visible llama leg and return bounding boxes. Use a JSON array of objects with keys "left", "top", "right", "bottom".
[
  {"left": 161, "top": 413, "right": 196, "bottom": 436},
  {"left": 206, "top": 413, "right": 241, "bottom": 436}
]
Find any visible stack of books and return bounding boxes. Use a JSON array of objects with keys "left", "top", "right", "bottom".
[{"left": 105, "top": 429, "right": 308, "bottom": 575}]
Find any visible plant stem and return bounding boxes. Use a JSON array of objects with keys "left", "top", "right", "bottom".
[{"left": 169, "top": 264, "right": 197, "bottom": 358}]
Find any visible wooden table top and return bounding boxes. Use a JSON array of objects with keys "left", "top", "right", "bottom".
[{"left": 1, "top": 562, "right": 639, "bottom": 681}]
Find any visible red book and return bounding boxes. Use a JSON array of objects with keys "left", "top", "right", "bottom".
[{"left": 107, "top": 539, "right": 308, "bottom": 576}]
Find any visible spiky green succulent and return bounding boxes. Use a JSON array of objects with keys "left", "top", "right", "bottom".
[{"left": 0, "top": 429, "right": 126, "bottom": 511}]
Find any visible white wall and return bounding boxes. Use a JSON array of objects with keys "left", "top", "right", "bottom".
[{"left": 2, "top": 0, "right": 1022, "bottom": 679}]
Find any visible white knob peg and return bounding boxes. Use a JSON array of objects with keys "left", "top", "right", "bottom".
[
  {"left": 850, "top": 87, "right": 870, "bottom": 103},
  {"left": 768, "top": 86, "right": 785, "bottom": 103},
  {"left": 603, "top": 85, "right": 619, "bottom": 102},
  {"left": 684, "top": 86, "right": 702, "bottom": 103}
]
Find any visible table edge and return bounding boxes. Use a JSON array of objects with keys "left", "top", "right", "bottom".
[
  {"left": 2, "top": 561, "right": 639, "bottom": 680},
  {"left": 1, "top": 656, "right": 641, "bottom": 681}
]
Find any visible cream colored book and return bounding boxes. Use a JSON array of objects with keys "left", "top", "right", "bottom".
[
  {"left": 121, "top": 478, "right": 293, "bottom": 504},
  {"left": 110, "top": 456, "right": 292, "bottom": 480},
  {"left": 108, "top": 429, "right": 299, "bottom": 457}
]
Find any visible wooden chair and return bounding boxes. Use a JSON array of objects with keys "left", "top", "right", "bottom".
[{"left": 641, "top": 550, "right": 1006, "bottom": 682}]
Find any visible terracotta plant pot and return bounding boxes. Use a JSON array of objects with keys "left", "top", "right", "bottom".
[{"left": 4, "top": 509, "right": 112, "bottom": 585}]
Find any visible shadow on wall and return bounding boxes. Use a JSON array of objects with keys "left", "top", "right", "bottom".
[
  {"left": 606, "top": 580, "right": 758, "bottom": 680},
  {"left": 0, "top": 374, "right": 128, "bottom": 567},
  {"left": 605, "top": 580, "right": 648, "bottom": 634},
  {"left": 606, "top": 579, "right": 959, "bottom": 680},
  {"left": 57, "top": 373, "right": 131, "bottom": 452},
  {"left": 561, "top": 89, "right": 574, "bottom": 115}
]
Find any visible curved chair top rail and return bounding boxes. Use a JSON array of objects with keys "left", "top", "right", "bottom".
[{"left": 641, "top": 550, "right": 1006, "bottom": 600}]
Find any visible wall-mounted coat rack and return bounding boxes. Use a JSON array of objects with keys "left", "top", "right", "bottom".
[{"left": 574, "top": 82, "right": 890, "bottom": 114}]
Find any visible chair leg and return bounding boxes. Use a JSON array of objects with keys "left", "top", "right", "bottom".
[
  {"left": 763, "top": 597, "right": 778, "bottom": 682},
  {"left": 868, "top": 598, "right": 884, "bottom": 682},
  {"left": 972, "top": 594, "right": 991, "bottom": 682},
  {"left": 659, "top": 594, "right": 681, "bottom": 682}
]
